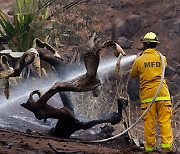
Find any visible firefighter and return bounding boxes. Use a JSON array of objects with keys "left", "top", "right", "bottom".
[{"left": 130, "top": 32, "right": 173, "bottom": 152}]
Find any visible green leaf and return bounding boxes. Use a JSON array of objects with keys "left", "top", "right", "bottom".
[{"left": 0, "top": 0, "right": 48, "bottom": 52}]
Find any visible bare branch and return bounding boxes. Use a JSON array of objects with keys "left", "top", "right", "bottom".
[{"left": 46, "top": 0, "right": 92, "bottom": 20}]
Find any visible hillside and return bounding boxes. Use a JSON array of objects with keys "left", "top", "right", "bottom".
[{"left": 0, "top": 0, "right": 179, "bottom": 153}]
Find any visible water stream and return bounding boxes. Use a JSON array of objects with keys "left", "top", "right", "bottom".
[
  {"left": 65, "top": 55, "right": 137, "bottom": 81},
  {"left": 0, "top": 55, "right": 137, "bottom": 133}
]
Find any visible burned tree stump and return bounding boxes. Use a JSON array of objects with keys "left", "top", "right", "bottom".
[
  {"left": 21, "top": 90, "right": 128, "bottom": 138},
  {"left": 1, "top": 33, "right": 127, "bottom": 138}
]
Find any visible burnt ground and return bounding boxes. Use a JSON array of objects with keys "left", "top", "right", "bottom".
[
  {"left": 0, "top": 0, "right": 180, "bottom": 153},
  {"left": 0, "top": 128, "right": 142, "bottom": 154}
]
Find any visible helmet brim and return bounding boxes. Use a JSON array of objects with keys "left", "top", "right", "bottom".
[{"left": 141, "top": 39, "right": 160, "bottom": 44}]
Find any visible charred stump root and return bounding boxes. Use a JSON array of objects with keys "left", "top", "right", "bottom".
[
  {"left": 21, "top": 33, "right": 127, "bottom": 138},
  {"left": 21, "top": 90, "right": 128, "bottom": 138},
  {"left": 21, "top": 33, "right": 102, "bottom": 137}
]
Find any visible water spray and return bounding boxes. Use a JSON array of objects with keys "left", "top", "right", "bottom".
[
  {"left": 64, "top": 55, "right": 137, "bottom": 82},
  {"left": 98, "top": 55, "right": 137, "bottom": 73}
]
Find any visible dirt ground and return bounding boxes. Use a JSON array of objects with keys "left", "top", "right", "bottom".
[
  {"left": 0, "top": 0, "right": 179, "bottom": 153},
  {"left": 0, "top": 127, "right": 144, "bottom": 154}
]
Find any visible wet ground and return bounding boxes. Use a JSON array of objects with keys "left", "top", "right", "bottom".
[
  {"left": 0, "top": 128, "right": 142, "bottom": 154},
  {"left": 0, "top": 78, "right": 145, "bottom": 154}
]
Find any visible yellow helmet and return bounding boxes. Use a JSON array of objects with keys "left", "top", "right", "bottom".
[{"left": 141, "top": 32, "right": 160, "bottom": 43}]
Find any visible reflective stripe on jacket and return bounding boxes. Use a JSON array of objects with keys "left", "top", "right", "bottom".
[{"left": 130, "top": 48, "right": 170, "bottom": 103}]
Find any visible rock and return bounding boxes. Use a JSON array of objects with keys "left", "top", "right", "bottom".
[
  {"left": 124, "top": 14, "right": 142, "bottom": 38},
  {"left": 165, "top": 66, "right": 180, "bottom": 88},
  {"left": 117, "top": 37, "right": 132, "bottom": 49},
  {"left": 170, "top": 74, "right": 180, "bottom": 87},
  {"left": 172, "top": 94, "right": 180, "bottom": 104},
  {"left": 116, "top": 20, "right": 127, "bottom": 38},
  {"left": 175, "top": 65, "right": 180, "bottom": 75},
  {"left": 141, "top": 20, "right": 151, "bottom": 29},
  {"left": 127, "top": 78, "right": 140, "bottom": 101},
  {"left": 110, "top": 15, "right": 142, "bottom": 40},
  {"left": 25, "top": 129, "right": 33, "bottom": 135},
  {"left": 169, "top": 20, "right": 180, "bottom": 38},
  {"left": 173, "top": 20, "right": 180, "bottom": 34},
  {"left": 167, "top": 81, "right": 179, "bottom": 96},
  {"left": 165, "top": 65, "right": 176, "bottom": 80},
  {"left": 157, "top": 20, "right": 168, "bottom": 32},
  {"left": 99, "top": 124, "right": 114, "bottom": 138},
  {"left": 111, "top": 0, "right": 129, "bottom": 10}
]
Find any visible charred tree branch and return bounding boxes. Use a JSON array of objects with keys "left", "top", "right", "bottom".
[
  {"left": 19, "top": 34, "right": 126, "bottom": 138},
  {"left": 10, "top": 52, "right": 35, "bottom": 77}
]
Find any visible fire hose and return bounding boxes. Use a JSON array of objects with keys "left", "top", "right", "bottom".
[{"left": 88, "top": 52, "right": 165, "bottom": 143}]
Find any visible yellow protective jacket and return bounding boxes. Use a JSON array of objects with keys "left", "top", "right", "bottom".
[{"left": 130, "top": 48, "right": 170, "bottom": 103}]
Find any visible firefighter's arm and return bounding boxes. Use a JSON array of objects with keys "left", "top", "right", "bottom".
[{"left": 130, "top": 59, "right": 139, "bottom": 78}]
